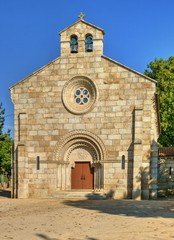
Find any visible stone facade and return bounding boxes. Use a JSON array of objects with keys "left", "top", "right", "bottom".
[{"left": 10, "top": 17, "right": 160, "bottom": 199}]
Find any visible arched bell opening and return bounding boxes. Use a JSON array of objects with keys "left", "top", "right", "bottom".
[
  {"left": 70, "top": 35, "right": 78, "bottom": 53},
  {"left": 85, "top": 34, "right": 93, "bottom": 52}
]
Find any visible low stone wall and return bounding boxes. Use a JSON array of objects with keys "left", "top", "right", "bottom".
[{"left": 158, "top": 156, "right": 174, "bottom": 197}]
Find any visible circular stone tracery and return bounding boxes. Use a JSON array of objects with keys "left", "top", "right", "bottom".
[
  {"left": 75, "top": 87, "right": 89, "bottom": 105},
  {"left": 62, "top": 76, "right": 98, "bottom": 115}
]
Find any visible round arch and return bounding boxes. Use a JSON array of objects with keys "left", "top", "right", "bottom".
[
  {"left": 53, "top": 130, "right": 106, "bottom": 164},
  {"left": 53, "top": 130, "right": 106, "bottom": 191}
]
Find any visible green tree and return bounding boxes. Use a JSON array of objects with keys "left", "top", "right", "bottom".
[
  {"left": 144, "top": 56, "right": 174, "bottom": 146},
  {"left": 0, "top": 102, "right": 5, "bottom": 136},
  {"left": 0, "top": 103, "right": 13, "bottom": 176}
]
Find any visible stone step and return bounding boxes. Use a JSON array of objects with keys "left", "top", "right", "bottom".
[{"left": 50, "top": 191, "right": 107, "bottom": 200}]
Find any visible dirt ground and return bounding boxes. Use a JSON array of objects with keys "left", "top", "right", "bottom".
[{"left": 0, "top": 189, "right": 174, "bottom": 240}]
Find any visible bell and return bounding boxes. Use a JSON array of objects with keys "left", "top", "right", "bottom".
[
  {"left": 71, "top": 45, "right": 78, "bottom": 53},
  {"left": 86, "top": 44, "right": 92, "bottom": 52}
]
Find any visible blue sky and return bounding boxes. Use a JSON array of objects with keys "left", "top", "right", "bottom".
[{"left": 1, "top": 0, "right": 174, "bottom": 137}]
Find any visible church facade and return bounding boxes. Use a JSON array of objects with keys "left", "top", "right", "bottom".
[{"left": 10, "top": 14, "right": 160, "bottom": 199}]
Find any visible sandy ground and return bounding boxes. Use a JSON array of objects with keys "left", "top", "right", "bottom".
[{"left": 0, "top": 190, "right": 174, "bottom": 240}]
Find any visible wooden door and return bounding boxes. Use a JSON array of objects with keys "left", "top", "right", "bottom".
[{"left": 71, "top": 162, "right": 94, "bottom": 189}]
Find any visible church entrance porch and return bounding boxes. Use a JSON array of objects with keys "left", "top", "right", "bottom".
[
  {"left": 54, "top": 130, "right": 106, "bottom": 193},
  {"left": 71, "top": 162, "right": 94, "bottom": 190}
]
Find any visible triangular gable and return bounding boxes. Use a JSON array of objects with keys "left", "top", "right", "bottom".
[
  {"left": 102, "top": 55, "right": 157, "bottom": 84},
  {"left": 59, "top": 19, "right": 105, "bottom": 35},
  {"left": 102, "top": 55, "right": 160, "bottom": 136},
  {"left": 9, "top": 57, "right": 60, "bottom": 90}
]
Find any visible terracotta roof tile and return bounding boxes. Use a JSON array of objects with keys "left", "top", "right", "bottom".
[{"left": 159, "top": 147, "right": 174, "bottom": 157}]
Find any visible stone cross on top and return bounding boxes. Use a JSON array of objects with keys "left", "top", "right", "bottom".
[{"left": 78, "top": 12, "right": 85, "bottom": 20}]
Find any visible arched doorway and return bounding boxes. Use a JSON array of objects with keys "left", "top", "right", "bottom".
[
  {"left": 53, "top": 130, "right": 106, "bottom": 191},
  {"left": 67, "top": 145, "right": 94, "bottom": 190}
]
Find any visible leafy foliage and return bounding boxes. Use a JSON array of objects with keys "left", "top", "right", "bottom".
[
  {"left": 0, "top": 103, "right": 5, "bottom": 136},
  {"left": 144, "top": 56, "right": 174, "bottom": 146},
  {"left": 0, "top": 103, "right": 13, "bottom": 176}
]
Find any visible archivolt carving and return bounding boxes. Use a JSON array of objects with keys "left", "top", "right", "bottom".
[
  {"left": 66, "top": 142, "right": 97, "bottom": 161},
  {"left": 53, "top": 130, "right": 106, "bottom": 163}
]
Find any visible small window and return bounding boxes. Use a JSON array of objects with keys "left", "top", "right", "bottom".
[
  {"left": 85, "top": 35, "right": 93, "bottom": 52},
  {"left": 121, "top": 155, "right": 125, "bottom": 169},
  {"left": 70, "top": 35, "right": 78, "bottom": 53}
]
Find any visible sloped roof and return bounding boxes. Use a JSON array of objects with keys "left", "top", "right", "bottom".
[
  {"left": 102, "top": 55, "right": 160, "bottom": 135},
  {"left": 59, "top": 19, "right": 105, "bottom": 35},
  {"left": 159, "top": 147, "right": 174, "bottom": 157},
  {"left": 9, "top": 57, "right": 60, "bottom": 89},
  {"left": 9, "top": 54, "right": 158, "bottom": 90},
  {"left": 102, "top": 55, "right": 157, "bottom": 84}
]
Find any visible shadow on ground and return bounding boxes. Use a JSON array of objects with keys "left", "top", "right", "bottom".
[
  {"left": 0, "top": 189, "right": 11, "bottom": 198},
  {"left": 63, "top": 198, "right": 174, "bottom": 219},
  {"left": 36, "top": 233, "right": 98, "bottom": 240}
]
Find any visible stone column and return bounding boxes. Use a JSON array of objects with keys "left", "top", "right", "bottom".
[
  {"left": 150, "top": 141, "right": 158, "bottom": 199},
  {"left": 11, "top": 144, "right": 15, "bottom": 198},
  {"left": 17, "top": 143, "right": 28, "bottom": 198},
  {"left": 94, "top": 163, "right": 104, "bottom": 191},
  {"left": 18, "top": 113, "right": 27, "bottom": 141},
  {"left": 132, "top": 107, "right": 143, "bottom": 200},
  {"left": 57, "top": 162, "right": 70, "bottom": 190}
]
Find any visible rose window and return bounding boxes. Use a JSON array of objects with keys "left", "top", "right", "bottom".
[
  {"left": 62, "top": 76, "right": 98, "bottom": 115},
  {"left": 75, "top": 87, "right": 89, "bottom": 105}
]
